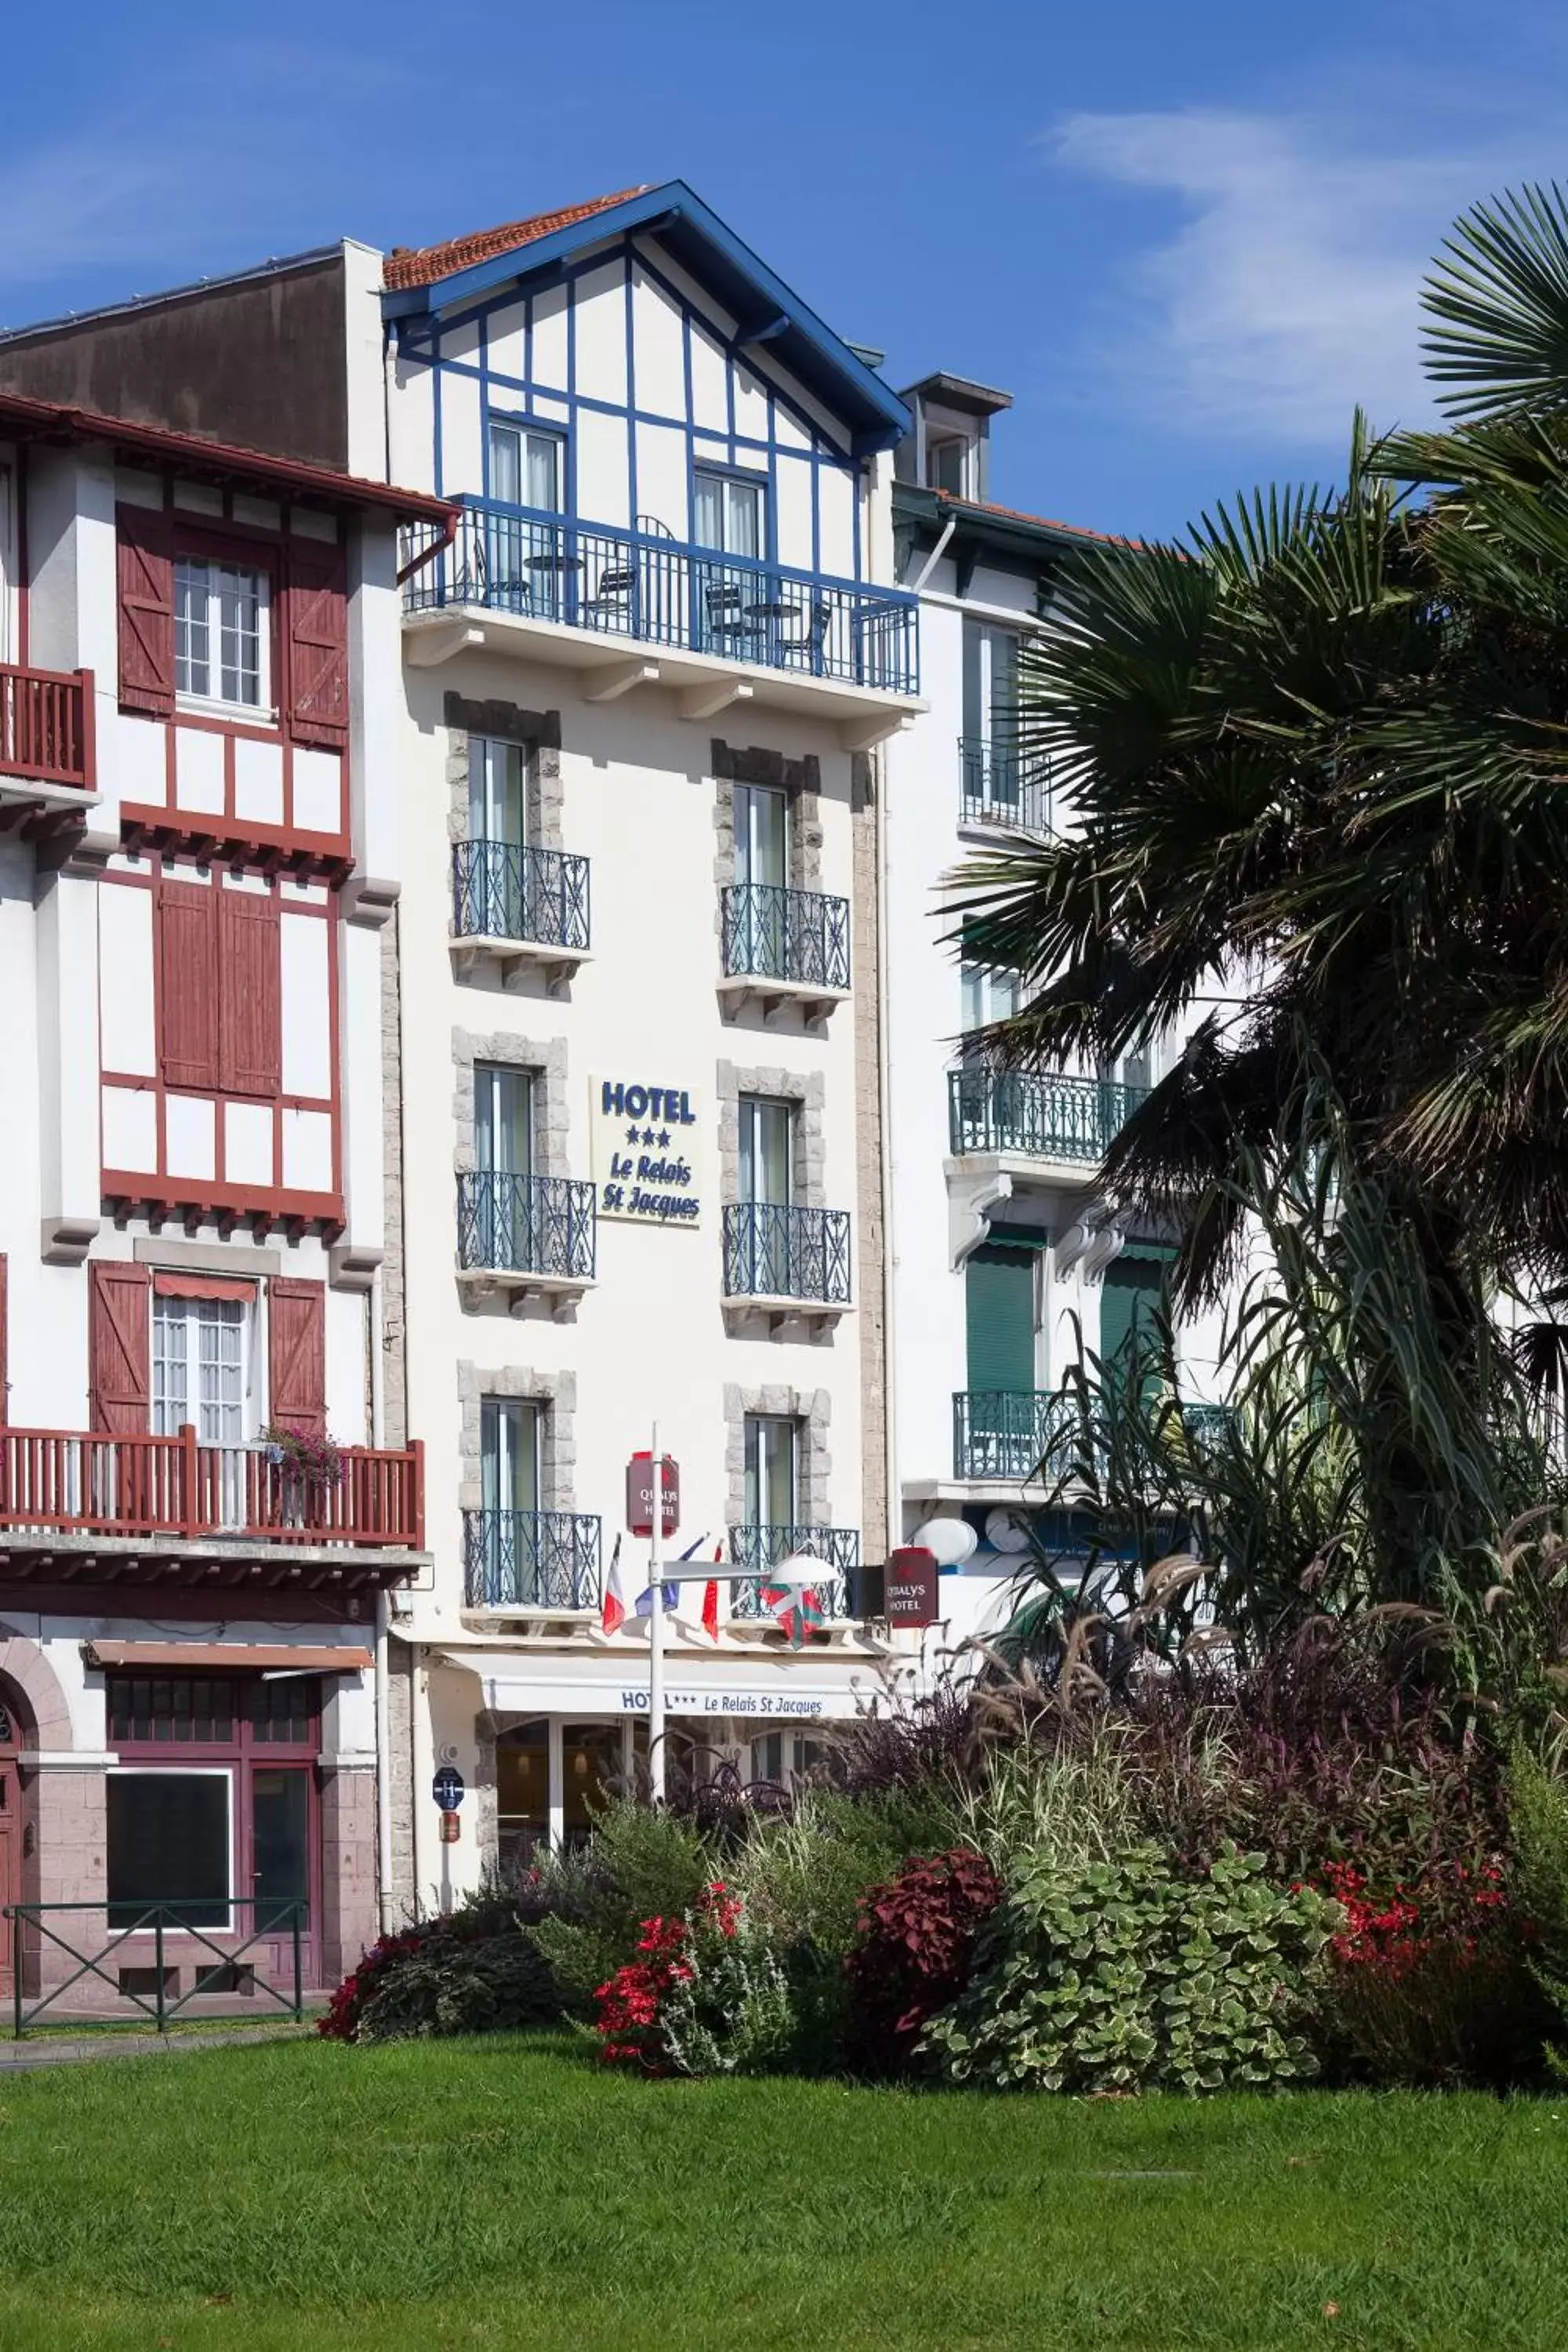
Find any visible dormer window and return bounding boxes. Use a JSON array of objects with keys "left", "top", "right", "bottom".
[{"left": 927, "top": 434, "right": 970, "bottom": 497}]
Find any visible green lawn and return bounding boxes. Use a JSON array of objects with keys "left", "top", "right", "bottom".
[{"left": 0, "top": 2034, "right": 1563, "bottom": 2351}]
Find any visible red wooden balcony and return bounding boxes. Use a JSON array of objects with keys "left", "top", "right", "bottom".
[
  {"left": 0, "top": 1425, "right": 423, "bottom": 1570},
  {"left": 0, "top": 664, "right": 96, "bottom": 797}
]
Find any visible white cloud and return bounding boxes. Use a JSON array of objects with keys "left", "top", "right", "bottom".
[{"left": 1047, "top": 109, "right": 1512, "bottom": 449}]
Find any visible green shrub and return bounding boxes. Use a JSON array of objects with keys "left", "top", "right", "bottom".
[
  {"left": 356, "top": 1932, "right": 558, "bottom": 2043},
  {"left": 922, "top": 1844, "right": 1332, "bottom": 2094},
  {"left": 527, "top": 1799, "right": 714, "bottom": 2013},
  {"left": 658, "top": 1893, "right": 797, "bottom": 2078},
  {"left": 1505, "top": 1744, "right": 1568, "bottom": 2075}
]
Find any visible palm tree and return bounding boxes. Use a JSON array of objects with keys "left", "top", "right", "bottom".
[{"left": 956, "top": 186, "right": 1568, "bottom": 1617}]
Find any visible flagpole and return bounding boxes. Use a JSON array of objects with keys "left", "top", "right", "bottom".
[{"left": 648, "top": 1425, "right": 665, "bottom": 1805}]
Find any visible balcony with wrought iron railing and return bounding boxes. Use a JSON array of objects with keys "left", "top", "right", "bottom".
[
  {"left": 0, "top": 663, "right": 96, "bottom": 809},
  {"left": 462, "top": 1508, "right": 603, "bottom": 1610},
  {"left": 451, "top": 839, "right": 591, "bottom": 984},
  {"left": 718, "top": 881, "right": 850, "bottom": 1022},
  {"left": 957, "top": 737, "right": 1054, "bottom": 837},
  {"left": 0, "top": 1423, "right": 423, "bottom": 1582},
  {"left": 948, "top": 1065, "right": 1148, "bottom": 1169},
  {"left": 726, "top": 1523, "right": 859, "bottom": 1623},
  {"left": 721, "top": 1203, "right": 852, "bottom": 1329},
  {"left": 952, "top": 1391, "right": 1239, "bottom": 1486},
  {"left": 400, "top": 500, "right": 920, "bottom": 730},
  {"left": 456, "top": 1170, "right": 597, "bottom": 1308}
]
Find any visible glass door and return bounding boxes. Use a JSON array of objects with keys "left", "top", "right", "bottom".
[
  {"left": 739, "top": 1096, "right": 793, "bottom": 1294},
  {"left": 467, "top": 740, "right": 527, "bottom": 938},
  {"left": 733, "top": 784, "right": 789, "bottom": 974},
  {"left": 962, "top": 619, "right": 1023, "bottom": 818},
  {"left": 481, "top": 1399, "right": 541, "bottom": 1603},
  {"left": 250, "top": 1766, "right": 310, "bottom": 1936},
  {"left": 694, "top": 469, "right": 767, "bottom": 652},
  {"left": 487, "top": 422, "right": 561, "bottom": 612},
  {"left": 474, "top": 1065, "right": 534, "bottom": 1268},
  {"left": 744, "top": 1415, "right": 797, "bottom": 1555}
]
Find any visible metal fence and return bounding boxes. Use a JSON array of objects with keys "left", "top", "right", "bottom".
[
  {"left": 953, "top": 1391, "right": 1081, "bottom": 1483},
  {"left": 726, "top": 1523, "right": 858, "bottom": 1621},
  {"left": 957, "top": 737, "right": 1054, "bottom": 835},
  {"left": 462, "top": 1508, "right": 603, "bottom": 1609},
  {"left": 948, "top": 1066, "right": 1148, "bottom": 1162},
  {"left": 456, "top": 1171, "right": 597, "bottom": 1280},
  {"left": 401, "top": 499, "right": 920, "bottom": 696},
  {"left": 452, "top": 839, "right": 590, "bottom": 951},
  {"left": 722, "top": 1203, "right": 851, "bottom": 1303},
  {"left": 3, "top": 1896, "right": 305, "bottom": 2037},
  {"left": 720, "top": 882, "right": 850, "bottom": 992}
]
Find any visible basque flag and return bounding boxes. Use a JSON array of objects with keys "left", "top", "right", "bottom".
[{"left": 761, "top": 1575, "right": 826, "bottom": 1650}]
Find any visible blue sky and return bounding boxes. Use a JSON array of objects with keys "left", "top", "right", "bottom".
[{"left": 5, "top": 0, "right": 1566, "bottom": 539}]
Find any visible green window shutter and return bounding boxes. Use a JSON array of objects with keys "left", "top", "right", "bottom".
[
  {"left": 965, "top": 1246, "right": 1036, "bottom": 1394},
  {"left": 1099, "top": 1257, "right": 1166, "bottom": 1382}
]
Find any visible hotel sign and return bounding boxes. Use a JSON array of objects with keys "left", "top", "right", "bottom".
[{"left": 592, "top": 1075, "right": 703, "bottom": 1229}]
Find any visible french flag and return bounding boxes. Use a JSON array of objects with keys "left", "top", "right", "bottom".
[{"left": 601, "top": 1535, "right": 627, "bottom": 1635}]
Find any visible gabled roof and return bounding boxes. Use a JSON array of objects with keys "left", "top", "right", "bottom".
[
  {"left": 383, "top": 189, "right": 648, "bottom": 293},
  {"left": 381, "top": 180, "right": 910, "bottom": 455}
]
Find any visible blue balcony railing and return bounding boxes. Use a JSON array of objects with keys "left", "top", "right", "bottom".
[
  {"left": 728, "top": 1523, "right": 858, "bottom": 1622},
  {"left": 457, "top": 1171, "right": 597, "bottom": 1280},
  {"left": 463, "top": 1508, "right": 602, "bottom": 1608},
  {"left": 723, "top": 1203, "right": 851, "bottom": 1304},
  {"left": 948, "top": 1067, "right": 1148, "bottom": 1163},
  {"left": 954, "top": 1392, "right": 1080, "bottom": 1483},
  {"left": 958, "top": 738, "right": 1054, "bottom": 836},
  {"left": 401, "top": 499, "right": 920, "bottom": 696},
  {"left": 721, "top": 883, "right": 850, "bottom": 992},
  {"left": 452, "top": 839, "right": 590, "bottom": 951}
]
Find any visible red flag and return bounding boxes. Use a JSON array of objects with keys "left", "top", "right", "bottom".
[
  {"left": 702, "top": 1545, "right": 722, "bottom": 1640},
  {"left": 601, "top": 1534, "right": 626, "bottom": 1635}
]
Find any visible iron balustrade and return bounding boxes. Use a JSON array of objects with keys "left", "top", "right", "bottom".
[
  {"left": 957, "top": 737, "right": 1054, "bottom": 835},
  {"left": 0, "top": 663, "right": 94, "bottom": 791},
  {"left": 401, "top": 499, "right": 920, "bottom": 695},
  {"left": 463, "top": 1508, "right": 603, "bottom": 1609},
  {"left": 720, "top": 882, "right": 850, "bottom": 992},
  {"left": 452, "top": 839, "right": 590, "bottom": 951},
  {"left": 727, "top": 1523, "right": 858, "bottom": 1621},
  {"left": 0, "top": 1425, "right": 423, "bottom": 1548},
  {"left": 4, "top": 1896, "right": 305, "bottom": 2037},
  {"left": 722, "top": 1203, "right": 851, "bottom": 1303},
  {"left": 457, "top": 1171, "right": 597, "bottom": 1280},
  {"left": 948, "top": 1066, "right": 1149, "bottom": 1162},
  {"left": 953, "top": 1391, "right": 1081, "bottom": 1483}
]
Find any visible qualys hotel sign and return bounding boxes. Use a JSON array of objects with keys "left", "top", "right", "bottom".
[{"left": 592, "top": 1076, "right": 703, "bottom": 1229}]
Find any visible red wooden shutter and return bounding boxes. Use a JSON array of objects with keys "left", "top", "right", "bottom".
[
  {"left": 117, "top": 506, "right": 175, "bottom": 717},
  {"left": 283, "top": 545, "right": 349, "bottom": 750},
  {"left": 89, "top": 1262, "right": 152, "bottom": 1434},
  {"left": 0, "top": 1254, "right": 8, "bottom": 1428},
  {"left": 269, "top": 1279, "right": 326, "bottom": 1437},
  {"left": 158, "top": 880, "right": 220, "bottom": 1090},
  {"left": 218, "top": 887, "right": 281, "bottom": 1097}
]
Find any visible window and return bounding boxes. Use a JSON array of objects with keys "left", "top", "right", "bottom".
[
  {"left": 734, "top": 783, "right": 789, "bottom": 891},
  {"left": 175, "top": 558, "right": 267, "bottom": 709},
  {"left": 962, "top": 619, "right": 1022, "bottom": 752},
  {"left": 474, "top": 1065, "right": 534, "bottom": 1178},
  {"left": 489, "top": 421, "right": 561, "bottom": 513},
  {"left": 469, "top": 739, "right": 527, "bottom": 847},
  {"left": 151, "top": 1294, "right": 250, "bottom": 1444},
  {"left": 103, "top": 1675, "right": 319, "bottom": 1934},
  {"left": 738, "top": 1096, "right": 794, "bottom": 1208},
  {"left": 960, "top": 960, "right": 1022, "bottom": 1046},
  {"left": 481, "top": 1397, "right": 541, "bottom": 1519},
  {"left": 744, "top": 1414, "right": 797, "bottom": 1526},
  {"left": 927, "top": 434, "right": 969, "bottom": 496},
  {"left": 694, "top": 469, "right": 764, "bottom": 558}
]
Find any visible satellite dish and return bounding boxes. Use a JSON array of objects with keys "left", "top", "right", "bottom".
[
  {"left": 911, "top": 1516, "right": 978, "bottom": 1568},
  {"left": 985, "top": 1507, "right": 1031, "bottom": 1554}
]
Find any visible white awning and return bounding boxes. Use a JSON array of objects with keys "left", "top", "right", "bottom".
[{"left": 430, "top": 1645, "right": 884, "bottom": 1722}]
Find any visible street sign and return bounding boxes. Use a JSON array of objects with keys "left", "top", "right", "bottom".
[
  {"left": 430, "top": 1766, "right": 466, "bottom": 1811},
  {"left": 626, "top": 1452, "right": 679, "bottom": 1537},
  {"left": 884, "top": 1547, "right": 941, "bottom": 1628}
]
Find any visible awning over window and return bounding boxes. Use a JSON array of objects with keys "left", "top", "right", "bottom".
[
  {"left": 151, "top": 1273, "right": 257, "bottom": 1302},
  {"left": 82, "top": 1642, "right": 372, "bottom": 1674},
  {"left": 430, "top": 1645, "right": 877, "bottom": 1721}
]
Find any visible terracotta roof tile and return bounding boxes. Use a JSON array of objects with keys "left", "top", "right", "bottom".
[
  {"left": 383, "top": 187, "right": 651, "bottom": 292},
  {"left": 935, "top": 489, "right": 1137, "bottom": 547}
]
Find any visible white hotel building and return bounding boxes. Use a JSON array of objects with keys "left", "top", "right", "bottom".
[{"left": 0, "top": 183, "right": 933, "bottom": 1898}]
